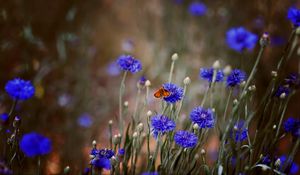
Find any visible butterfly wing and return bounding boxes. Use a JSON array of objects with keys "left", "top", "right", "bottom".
[
  {"left": 154, "top": 88, "right": 163, "bottom": 98},
  {"left": 162, "top": 89, "right": 171, "bottom": 97}
]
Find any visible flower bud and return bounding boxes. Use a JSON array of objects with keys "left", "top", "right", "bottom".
[
  {"left": 212, "top": 60, "right": 221, "bottom": 69},
  {"left": 211, "top": 108, "right": 215, "bottom": 113},
  {"left": 113, "top": 135, "right": 121, "bottom": 145},
  {"left": 147, "top": 110, "right": 152, "bottom": 117},
  {"left": 145, "top": 80, "right": 151, "bottom": 87},
  {"left": 137, "top": 123, "right": 144, "bottom": 132},
  {"left": 224, "top": 65, "right": 232, "bottom": 76},
  {"left": 233, "top": 99, "right": 238, "bottom": 105},
  {"left": 183, "top": 77, "right": 191, "bottom": 85},
  {"left": 124, "top": 101, "right": 129, "bottom": 107},
  {"left": 233, "top": 126, "right": 238, "bottom": 131},
  {"left": 92, "top": 140, "right": 97, "bottom": 147},
  {"left": 64, "top": 166, "right": 70, "bottom": 174},
  {"left": 271, "top": 71, "right": 277, "bottom": 78},
  {"left": 280, "top": 93, "right": 286, "bottom": 99},
  {"left": 218, "top": 165, "right": 223, "bottom": 175},
  {"left": 171, "top": 53, "right": 178, "bottom": 61},
  {"left": 240, "top": 81, "right": 246, "bottom": 88},
  {"left": 132, "top": 132, "right": 138, "bottom": 138},
  {"left": 110, "top": 156, "right": 118, "bottom": 166},
  {"left": 259, "top": 32, "right": 270, "bottom": 47},
  {"left": 193, "top": 123, "right": 199, "bottom": 130},
  {"left": 273, "top": 125, "right": 277, "bottom": 129},
  {"left": 194, "top": 153, "right": 200, "bottom": 160},
  {"left": 275, "top": 158, "right": 281, "bottom": 167},
  {"left": 296, "top": 27, "right": 300, "bottom": 35},
  {"left": 200, "top": 149, "right": 206, "bottom": 155},
  {"left": 108, "top": 120, "right": 113, "bottom": 125}
]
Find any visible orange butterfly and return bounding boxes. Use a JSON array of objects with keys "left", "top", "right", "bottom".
[{"left": 154, "top": 87, "right": 171, "bottom": 98}]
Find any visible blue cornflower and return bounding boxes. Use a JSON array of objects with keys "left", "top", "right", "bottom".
[
  {"left": 226, "top": 27, "right": 258, "bottom": 52},
  {"left": 287, "top": 7, "right": 300, "bottom": 27},
  {"left": 162, "top": 83, "right": 184, "bottom": 103},
  {"left": 20, "top": 132, "right": 52, "bottom": 157},
  {"left": 275, "top": 86, "right": 291, "bottom": 98},
  {"left": 118, "top": 148, "right": 125, "bottom": 156},
  {"left": 90, "top": 148, "right": 115, "bottom": 170},
  {"left": 0, "top": 113, "right": 9, "bottom": 123},
  {"left": 226, "top": 69, "right": 247, "bottom": 87},
  {"left": 261, "top": 155, "right": 272, "bottom": 165},
  {"left": 188, "top": 2, "right": 207, "bottom": 16},
  {"left": 77, "top": 113, "right": 93, "bottom": 128},
  {"left": 190, "top": 106, "right": 215, "bottom": 128},
  {"left": 141, "top": 172, "right": 159, "bottom": 175},
  {"left": 106, "top": 62, "right": 121, "bottom": 76},
  {"left": 283, "top": 117, "right": 300, "bottom": 137},
  {"left": 5, "top": 78, "right": 35, "bottom": 100},
  {"left": 279, "top": 155, "right": 299, "bottom": 175},
  {"left": 199, "top": 68, "right": 224, "bottom": 83},
  {"left": 174, "top": 130, "right": 198, "bottom": 148},
  {"left": 285, "top": 73, "right": 300, "bottom": 88},
  {"left": 151, "top": 115, "right": 176, "bottom": 137},
  {"left": 231, "top": 121, "right": 248, "bottom": 142},
  {"left": 117, "top": 55, "right": 142, "bottom": 73}
]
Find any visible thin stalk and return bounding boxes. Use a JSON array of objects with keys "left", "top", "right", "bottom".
[
  {"left": 201, "top": 84, "right": 210, "bottom": 107},
  {"left": 168, "top": 59, "right": 176, "bottom": 83},
  {"left": 283, "top": 139, "right": 300, "bottom": 172},
  {"left": 274, "top": 96, "right": 291, "bottom": 141},
  {"left": 133, "top": 85, "right": 142, "bottom": 124},
  {"left": 223, "top": 89, "right": 233, "bottom": 121},
  {"left": 119, "top": 71, "right": 128, "bottom": 137},
  {"left": 175, "top": 83, "right": 187, "bottom": 121},
  {"left": 37, "top": 156, "right": 41, "bottom": 175},
  {"left": 148, "top": 135, "right": 161, "bottom": 171}
]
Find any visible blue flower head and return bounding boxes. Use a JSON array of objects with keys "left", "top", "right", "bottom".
[
  {"left": 199, "top": 68, "right": 224, "bottom": 83},
  {"left": 118, "top": 148, "right": 125, "bottom": 156},
  {"left": 287, "top": 7, "right": 300, "bottom": 27},
  {"left": 139, "top": 76, "right": 147, "bottom": 86},
  {"left": 0, "top": 113, "right": 9, "bottom": 123},
  {"left": 280, "top": 155, "right": 300, "bottom": 175},
  {"left": 231, "top": 121, "right": 248, "bottom": 142},
  {"left": 20, "top": 132, "right": 52, "bottom": 157},
  {"left": 174, "top": 130, "right": 198, "bottom": 148},
  {"left": 162, "top": 83, "right": 184, "bottom": 103},
  {"left": 5, "top": 78, "right": 35, "bottom": 100},
  {"left": 226, "top": 69, "right": 247, "bottom": 87},
  {"left": 226, "top": 27, "right": 258, "bottom": 52},
  {"left": 275, "top": 86, "right": 291, "bottom": 98},
  {"left": 188, "top": 2, "right": 207, "bottom": 16},
  {"left": 285, "top": 73, "right": 300, "bottom": 89},
  {"left": 190, "top": 106, "right": 215, "bottom": 128},
  {"left": 117, "top": 55, "right": 142, "bottom": 73},
  {"left": 77, "top": 113, "right": 93, "bottom": 128},
  {"left": 261, "top": 155, "right": 272, "bottom": 165},
  {"left": 151, "top": 115, "right": 176, "bottom": 137},
  {"left": 283, "top": 117, "right": 300, "bottom": 137},
  {"left": 90, "top": 148, "right": 115, "bottom": 170}
]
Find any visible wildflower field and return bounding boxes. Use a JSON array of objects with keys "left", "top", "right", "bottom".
[{"left": 1, "top": 1, "right": 300, "bottom": 175}]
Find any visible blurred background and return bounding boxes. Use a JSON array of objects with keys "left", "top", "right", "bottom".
[{"left": 0, "top": 0, "right": 300, "bottom": 174}]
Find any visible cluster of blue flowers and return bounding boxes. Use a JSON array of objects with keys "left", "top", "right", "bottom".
[
  {"left": 151, "top": 115, "right": 176, "bottom": 137},
  {"left": 19, "top": 132, "right": 52, "bottom": 157},
  {"left": 230, "top": 121, "right": 248, "bottom": 142},
  {"left": 226, "top": 27, "right": 258, "bottom": 52},
  {"left": 287, "top": 7, "right": 300, "bottom": 27},
  {"left": 117, "top": 55, "right": 142, "bottom": 73},
  {"left": 190, "top": 106, "right": 215, "bottom": 128},
  {"left": 226, "top": 69, "right": 247, "bottom": 87},
  {"left": 162, "top": 83, "right": 184, "bottom": 103},
  {"left": 284, "top": 117, "right": 300, "bottom": 137},
  {"left": 199, "top": 68, "right": 224, "bottom": 83},
  {"left": 188, "top": 2, "right": 207, "bottom": 16},
  {"left": 174, "top": 130, "right": 198, "bottom": 148},
  {"left": 90, "top": 148, "right": 115, "bottom": 170},
  {"left": 5, "top": 78, "right": 35, "bottom": 101}
]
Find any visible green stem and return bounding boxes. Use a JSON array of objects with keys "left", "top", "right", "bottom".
[
  {"left": 119, "top": 71, "right": 128, "bottom": 137},
  {"left": 168, "top": 60, "right": 176, "bottom": 83},
  {"left": 37, "top": 156, "right": 41, "bottom": 175}
]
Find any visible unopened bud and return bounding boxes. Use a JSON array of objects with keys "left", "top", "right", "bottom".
[
  {"left": 113, "top": 135, "right": 121, "bottom": 145},
  {"left": 273, "top": 125, "right": 277, "bottom": 129},
  {"left": 147, "top": 110, "right": 152, "bottom": 117},
  {"left": 124, "top": 101, "right": 129, "bottom": 107},
  {"left": 194, "top": 153, "right": 200, "bottom": 160},
  {"left": 240, "top": 81, "right": 246, "bottom": 87},
  {"left": 193, "top": 123, "right": 199, "bottom": 130},
  {"left": 132, "top": 132, "right": 138, "bottom": 138},
  {"left": 92, "top": 140, "right": 97, "bottom": 147},
  {"left": 212, "top": 60, "right": 221, "bottom": 69},
  {"left": 64, "top": 166, "right": 70, "bottom": 174},
  {"left": 137, "top": 123, "right": 144, "bottom": 132},
  {"left": 271, "top": 71, "right": 277, "bottom": 78},
  {"left": 233, "top": 99, "right": 238, "bottom": 105},
  {"left": 224, "top": 65, "right": 232, "bottom": 76},
  {"left": 171, "top": 53, "right": 178, "bottom": 61},
  {"left": 200, "top": 149, "right": 206, "bottom": 155},
  {"left": 233, "top": 126, "right": 238, "bottom": 131},
  {"left": 296, "top": 27, "right": 300, "bottom": 35},
  {"left": 110, "top": 156, "right": 118, "bottom": 166},
  {"left": 248, "top": 85, "right": 256, "bottom": 92},
  {"left": 211, "top": 108, "right": 215, "bottom": 113},
  {"left": 108, "top": 120, "right": 113, "bottom": 125},
  {"left": 145, "top": 80, "right": 151, "bottom": 87},
  {"left": 218, "top": 165, "right": 223, "bottom": 175},
  {"left": 280, "top": 93, "right": 286, "bottom": 99},
  {"left": 183, "top": 77, "right": 191, "bottom": 85},
  {"left": 259, "top": 32, "right": 270, "bottom": 47},
  {"left": 275, "top": 158, "right": 281, "bottom": 167}
]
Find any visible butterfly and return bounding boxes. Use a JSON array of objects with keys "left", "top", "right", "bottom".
[{"left": 154, "top": 87, "right": 171, "bottom": 98}]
